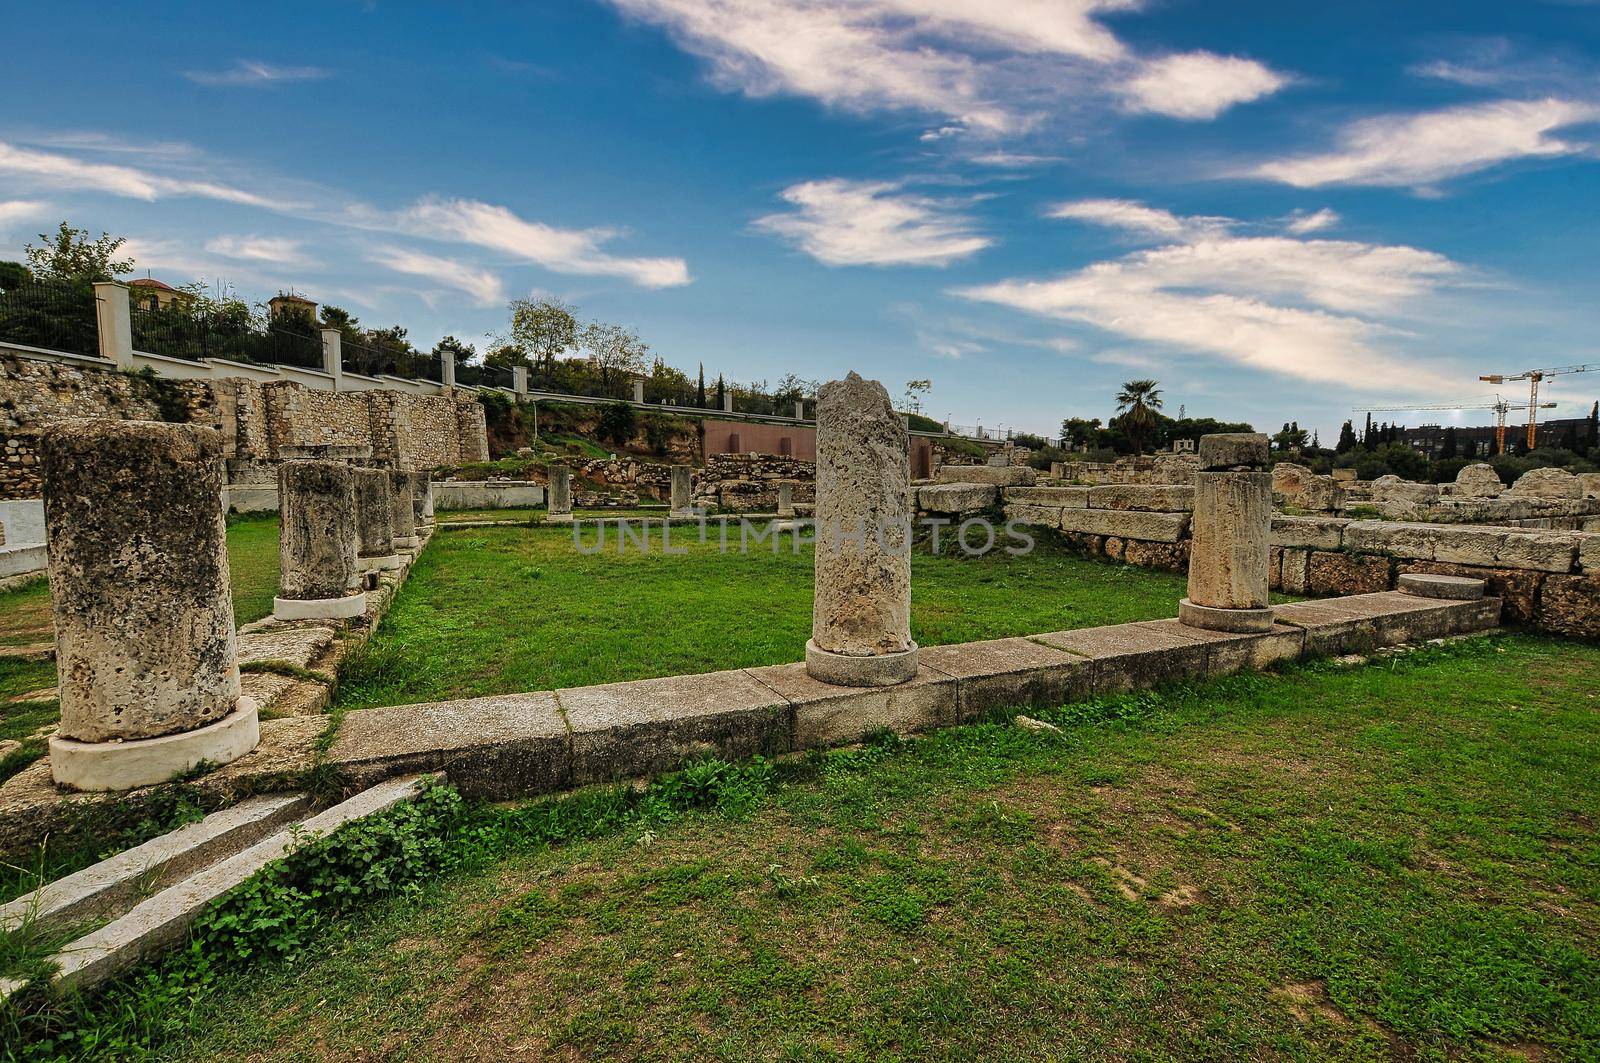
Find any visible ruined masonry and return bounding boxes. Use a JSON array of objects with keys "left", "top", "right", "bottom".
[
  {"left": 275, "top": 460, "right": 365, "bottom": 622},
  {"left": 548, "top": 465, "right": 573, "bottom": 522},
  {"left": 1181, "top": 433, "right": 1276, "bottom": 633},
  {"left": 353, "top": 467, "right": 400, "bottom": 572},
  {"left": 41, "top": 421, "right": 258, "bottom": 791},
  {"left": 807, "top": 372, "right": 918, "bottom": 686}
]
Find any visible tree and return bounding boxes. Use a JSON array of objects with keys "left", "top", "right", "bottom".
[
  {"left": 1272, "top": 421, "right": 1309, "bottom": 452},
  {"left": 25, "top": 222, "right": 134, "bottom": 283},
  {"left": 1336, "top": 420, "right": 1358, "bottom": 453},
  {"left": 578, "top": 320, "right": 648, "bottom": 388},
  {"left": 433, "top": 335, "right": 476, "bottom": 362},
  {"left": 1114, "top": 379, "right": 1164, "bottom": 455},
  {"left": 904, "top": 379, "right": 931, "bottom": 414},
  {"left": 696, "top": 363, "right": 707, "bottom": 408},
  {"left": 1441, "top": 426, "right": 1458, "bottom": 460},
  {"left": 597, "top": 401, "right": 637, "bottom": 445},
  {"left": 506, "top": 297, "right": 578, "bottom": 376},
  {"left": 1060, "top": 417, "right": 1103, "bottom": 449},
  {"left": 1586, "top": 401, "right": 1599, "bottom": 455}
]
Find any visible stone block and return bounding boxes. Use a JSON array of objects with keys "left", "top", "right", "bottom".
[
  {"left": 1059, "top": 508, "right": 1189, "bottom": 543},
  {"left": 1276, "top": 593, "right": 1499, "bottom": 655},
  {"left": 560, "top": 669, "right": 792, "bottom": 785},
  {"left": 1003, "top": 503, "right": 1063, "bottom": 526},
  {"left": 1533, "top": 574, "right": 1600, "bottom": 638},
  {"left": 1123, "top": 538, "right": 1189, "bottom": 572},
  {"left": 934, "top": 465, "right": 1036, "bottom": 487},
  {"left": 1271, "top": 515, "right": 1348, "bottom": 551},
  {"left": 1102, "top": 536, "right": 1126, "bottom": 561},
  {"left": 1198, "top": 433, "right": 1269, "bottom": 470},
  {"left": 1397, "top": 573, "right": 1485, "bottom": 600},
  {"left": 1006, "top": 486, "right": 1090, "bottom": 507},
  {"left": 1088, "top": 485, "right": 1194, "bottom": 511},
  {"left": 1306, "top": 551, "right": 1391, "bottom": 596},
  {"left": 1031, "top": 623, "right": 1209, "bottom": 694},
  {"left": 916, "top": 638, "right": 1091, "bottom": 720},
  {"left": 328, "top": 693, "right": 570, "bottom": 799},
  {"left": 1342, "top": 520, "right": 1437, "bottom": 561},
  {"left": 235, "top": 625, "right": 336, "bottom": 671},
  {"left": 749, "top": 662, "right": 957, "bottom": 747},
  {"left": 1397, "top": 561, "right": 1542, "bottom": 624},
  {"left": 918, "top": 482, "right": 998, "bottom": 515},
  {"left": 1579, "top": 534, "right": 1600, "bottom": 574},
  {"left": 1507, "top": 467, "right": 1581, "bottom": 498},
  {"left": 1141, "top": 619, "right": 1304, "bottom": 676},
  {"left": 1452, "top": 463, "right": 1504, "bottom": 498},
  {"left": 1492, "top": 531, "right": 1578, "bottom": 573},
  {"left": 1279, "top": 547, "right": 1310, "bottom": 595}
]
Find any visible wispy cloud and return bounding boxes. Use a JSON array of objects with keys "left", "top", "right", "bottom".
[
  {"left": 1120, "top": 52, "right": 1287, "bottom": 120},
  {"left": 0, "top": 140, "right": 289, "bottom": 208},
  {"left": 602, "top": 0, "right": 1285, "bottom": 134},
  {"left": 183, "top": 60, "right": 331, "bottom": 88},
  {"left": 393, "top": 197, "right": 691, "bottom": 288},
  {"left": 368, "top": 245, "right": 507, "bottom": 307},
  {"left": 1046, "top": 198, "right": 1232, "bottom": 241},
  {"left": 0, "top": 200, "right": 49, "bottom": 231},
  {"left": 204, "top": 234, "right": 309, "bottom": 266},
  {"left": 958, "top": 200, "right": 1466, "bottom": 392},
  {"left": 753, "top": 178, "right": 991, "bottom": 267},
  {"left": 1248, "top": 98, "right": 1600, "bottom": 190}
]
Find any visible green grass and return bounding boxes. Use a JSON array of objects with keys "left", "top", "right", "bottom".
[
  {"left": 333, "top": 525, "right": 1202, "bottom": 710},
  {"left": 23, "top": 633, "right": 1594, "bottom": 1061}
]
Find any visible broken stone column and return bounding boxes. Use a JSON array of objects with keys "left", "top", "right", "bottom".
[
  {"left": 389, "top": 469, "right": 419, "bottom": 552},
  {"left": 1180, "top": 433, "right": 1275, "bottom": 633},
  {"left": 405, "top": 470, "right": 433, "bottom": 530},
  {"left": 807, "top": 372, "right": 917, "bottom": 686},
  {"left": 776, "top": 482, "right": 795, "bottom": 518},
  {"left": 275, "top": 460, "right": 365, "bottom": 622},
  {"left": 548, "top": 465, "right": 573, "bottom": 523},
  {"left": 669, "top": 465, "right": 693, "bottom": 518},
  {"left": 41, "top": 421, "right": 258, "bottom": 791},
  {"left": 353, "top": 468, "right": 399, "bottom": 572}
]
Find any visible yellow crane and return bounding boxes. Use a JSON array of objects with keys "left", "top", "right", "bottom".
[
  {"left": 1353, "top": 398, "right": 1556, "bottom": 454},
  {"left": 1477, "top": 364, "right": 1598, "bottom": 449}
]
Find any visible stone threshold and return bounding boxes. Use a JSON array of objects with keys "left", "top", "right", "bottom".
[{"left": 327, "top": 591, "right": 1502, "bottom": 802}]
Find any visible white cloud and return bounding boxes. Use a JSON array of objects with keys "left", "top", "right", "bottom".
[
  {"left": 1046, "top": 198, "right": 1231, "bottom": 240},
  {"left": 967, "top": 151, "right": 1062, "bottom": 168},
  {"left": 603, "top": 0, "right": 1281, "bottom": 131},
  {"left": 1120, "top": 52, "right": 1287, "bottom": 120},
  {"left": 368, "top": 245, "right": 506, "bottom": 307},
  {"left": 204, "top": 234, "right": 308, "bottom": 266},
  {"left": 753, "top": 178, "right": 991, "bottom": 267},
  {"left": 0, "top": 200, "right": 49, "bottom": 230},
  {"left": 1250, "top": 98, "right": 1600, "bottom": 189},
  {"left": 183, "top": 60, "right": 331, "bottom": 87},
  {"left": 959, "top": 200, "right": 1465, "bottom": 391},
  {"left": 1284, "top": 208, "right": 1339, "bottom": 234},
  {"left": 0, "top": 140, "right": 287, "bottom": 209},
  {"left": 395, "top": 197, "right": 691, "bottom": 288}
]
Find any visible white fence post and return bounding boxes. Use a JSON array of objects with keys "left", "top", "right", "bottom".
[
  {"left": 92, "top": 281, "right": 133, "bottom": 369},
  {"left": 320, "top": 329, "right": 342, "bottom": 390},
  {"left": 513, "top": 366, "right": 528, "bottom": 397},
  {"left": 441, "top": 351, "right": 456, "bottom": 388},
  {"left": 632, "top": 377, "right": 645, "bottom": 404}
]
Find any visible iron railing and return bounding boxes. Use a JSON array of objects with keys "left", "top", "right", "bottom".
[{"left": 0, "top": 280, "right": 98, "bottom": 357}]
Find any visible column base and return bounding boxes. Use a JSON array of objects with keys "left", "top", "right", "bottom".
[
  {"left": 1178, "top": 598, "right": 1276, "bottom": 633},
  {"left": 771, "top": 520, "right": 803, "bottom": 533},
  {"left": 805, "top": 639, "right": 919, "bottom": 687},
  {"left": 1397, "top": 573, "right": 1485, "bottom": 600},
  {"left": 547, "top": 513, "right": 574, "bottom": 523},
  {"left": 359, "top": 553, "right": 401, "bottom": 572},
  {"left": 274, "top": 592, "right": 367, "bottom": 622},
  {"left": 393, "top": 535, "right": 420, "bottom": 551},
  {"left": 668, "top": 508, "right": 693, "bottom": 519},
  {"left": 49, "top": 703, "right": 261, "bottom": 792}
]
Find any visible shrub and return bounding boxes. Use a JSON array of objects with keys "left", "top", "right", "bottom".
[{"left": 596, "top": 401, "right": 637, "bottom": 446}]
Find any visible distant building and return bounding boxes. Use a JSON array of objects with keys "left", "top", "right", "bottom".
[
  {"left": 1400, "top": 411, "right": 1596, "bottom": 457},
  {"left": 267, "top": 293, "right": 319, "bottom": 323},
  {"left": 128, "top": 277, "right": 192, "bottom": 312}
]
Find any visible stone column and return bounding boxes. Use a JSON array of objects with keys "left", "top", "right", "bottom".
[
  {"left": 275, "top": 460, "right": 365, "bottom": 622},
  {"left": 722, "top": 391, "right": 734, "bottom": 413},
  {"left": 353, "top": 468, "right": 399, "bottom": 571},
  {"left": 548, "top": 465, "right": 573, "bottom": 523},
  {"left": 42, "top": 421, "right": 258, "bottom": 791},
  {"left": 632, "top": 378, "right": 645, "bottom": 404},
  {"left": 669, "top": 465, "right": 693, "bottom": 518},
  {"left": 406, "top": 470, "right": 434, "bottom": 529},
  {"left": 389, "top": 469, "right": 419, "bottom": 552},
  {"left": 1180, "top": 433, "right": 1275, "bottom": 633},
  {"left": 806, "top": 372, "right": 917, "bottom": 687},
  {"left": 776, "top": 482, "right": 795, "bottom": 518},
  {"left": 793, "top": 399, "right": 805, "bottom": 420}
]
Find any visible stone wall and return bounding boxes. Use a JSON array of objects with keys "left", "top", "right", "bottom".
[
  {"left": 915, "top": 473, "right": 1600, "bottom": 638},
  {"left": 0, "top": 353, "right": 488, "bottom": 499}
]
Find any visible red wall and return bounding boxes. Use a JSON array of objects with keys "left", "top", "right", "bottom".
[{"left": 702, "top": 419, "right": 816, "bottom": 460}]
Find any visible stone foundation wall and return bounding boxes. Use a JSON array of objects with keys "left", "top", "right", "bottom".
[
  {"left": 917, "top": 475, "right": 1600, "bottom": 638},
  {"left": 0, "top": 354, "right": 488, "bottom": 498}
]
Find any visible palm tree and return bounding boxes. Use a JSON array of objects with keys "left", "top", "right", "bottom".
[{"left": 1115, "top": 379, "right": 1164, "bottom": 455}]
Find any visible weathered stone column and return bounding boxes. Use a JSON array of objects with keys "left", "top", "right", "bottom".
[
  {"left": 275, "top": 460, "right": 365, "bottom": 622},
  {"left": 406, "top": 470, "right": 433, "bottom": 530},
  {"left": 42, "top": 421, "right": 258, "bottom": 791},
  {"left": 353, "top": 468, "right": 399, "bottom": 571},
  {"left": 389, "top": 469, "right": 419, "bottom": 552},
  {"left": 548, "top": 465, "right": 573, "bottom": 523},
  {"left": 776, "top": 482, "right": 795, "bottom": 518},
  {"left": 806, "top": 373, "right": 917, "bottom": 686},
  {"left": 1180, "top": 433, "right": 1275, "bottom": 633},
  {"left": 669, "top": 465, "right": 693, "bottom": 518}
]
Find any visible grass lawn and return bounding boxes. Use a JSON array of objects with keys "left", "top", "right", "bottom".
[
  {"left": 89, "top": 633, "right": 1599, "bottom": 1061},
  {"left": 335, "top": 525, "right": 1210, "bottom": 711},
  {"left": 0, "top": 514, "right": 280, "bottom": 786}
]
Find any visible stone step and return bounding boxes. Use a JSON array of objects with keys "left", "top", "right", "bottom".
[
  {"left": 0, "top": 792, "right": 311, "bottom": 935},
  {"left": 4, "top": 775, "right": 430, "bottom": 1000}
]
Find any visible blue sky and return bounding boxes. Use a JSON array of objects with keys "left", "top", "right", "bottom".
[{"left": 4, "top": 0, "right": 1599, "bottom": 441}]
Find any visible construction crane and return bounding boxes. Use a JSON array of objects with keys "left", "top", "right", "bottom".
[
  {"left": 1353, "top": 397, "right": 1556, "bottom": 454},
  {"left": 1477, "top": 364, "right": 1598, "bottom": 449}
]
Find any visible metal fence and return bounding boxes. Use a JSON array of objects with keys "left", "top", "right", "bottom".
[
  {"left": 0, "top": 280, "right": 98, "bottom": 357},
  {"left": 130, "top": 302, "right": 323, "bottom": 369},
  {"left": 454, "top": 361, "right": 516, "bottom": 389}
]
